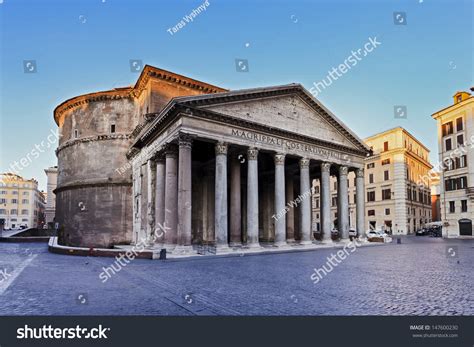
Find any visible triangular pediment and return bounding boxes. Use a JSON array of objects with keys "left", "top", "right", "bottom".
[{"left": 180, "top": 85, "right": 367, "bottom": 152}]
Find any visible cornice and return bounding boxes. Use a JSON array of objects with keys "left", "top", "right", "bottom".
[
  {"left": 56, "top": 133, "right": 132, "bottom": 155},
  {"left": 53, "top": 65, "right": 227, "bottom": 126},
  {"left": 54, "top": 88, "right": 134, "bottom": 125},
  {"left": 131, "top": 65, "right": 227, "bottom": 99},
  {"left": 133, "top": 104, "right": 368, "bottom": 158}
]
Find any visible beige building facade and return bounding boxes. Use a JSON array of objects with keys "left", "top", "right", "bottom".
[
  {"left": 432, "top": 88, "right": 474, "bottom": 237},
  {"left": 44, "top": 166, "right": 58, "bottom": 226},
  {"left": 312, "top": 127, "right": 432, "bottom": 235},
  {"left": 0, "top": 173, "right": 46, "bottom": 229}
]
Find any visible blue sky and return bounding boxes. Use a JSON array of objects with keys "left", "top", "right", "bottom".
[{"left": 0, "top": 0, "right": 472, "bottom": 190}]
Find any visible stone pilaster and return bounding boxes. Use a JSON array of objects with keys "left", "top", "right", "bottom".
[
  {"left": 230, "top": 154, "right": 242, "bottom": 246},
  {"left": 164, "top": 144, "right": 178, "bottom": 250},
  {"left": 154, "top": 154, "right": 166, "bottom": 245},
  {"left": 338, "top": 165, "right": 349, "bottom": 241},
  {"left": 146, "top": 159, "right": 156, "bottom": 247},
  {"left": 274, "top": 153, "right": 287, "bottom": 246},
  {"left": 285, "top": 171, "right": 295, "bottom": 243},
  {"left": 215, "top": 142, "right": 230, "bottom": 252},
  {"left": 247, "top": 147, "right": 261, "bottom": 248},
  {"left": 176, "top": 134, "right": 194, "bottom": 254},
  {"left": 320, "top": 162, "right": 332, "bottom": 244},
  {"left": 299, "top": 158, "right": 312, "bottom": 245}
]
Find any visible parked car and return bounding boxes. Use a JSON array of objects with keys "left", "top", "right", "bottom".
[
  {"left": 416, "top": 228, "right": 429, "bottom": 236},
  {"left": 366, "top": 230, "right": 392, "bottom": 243}
]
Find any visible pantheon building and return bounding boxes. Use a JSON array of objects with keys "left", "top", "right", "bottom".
[{"left": 54, "top": 65, "right": 370, "bottom": 254}]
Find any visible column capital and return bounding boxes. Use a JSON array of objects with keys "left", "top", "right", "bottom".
[
  {"left": 299, "top": 157, "right": 310, "bottom": 169},
  {"left": 247, "top": 147, "right": 259, "bottom": 160},
  {"left": 321, "top": 162, "right": 331, "bottom": 172},
  {"left": 274, "top": 153, "right": 285, "bottom": 165},
  {"left": 215, "top": 141, "right": 228, "bottom": 155},
  {"left": 356, "top": 168, "right": 364, "bottom": 178},
  {"left": 178, "top": 133, "right": 193, "bottom": 148},
  {"left": 339, "top": 165, "right": 349, "bottom": 175},
  {"left": 152, "top": 151, "right": 166, "bottom": 163},
  {"left": 164, "top": 143, "right": 178, "bottom": 158}
]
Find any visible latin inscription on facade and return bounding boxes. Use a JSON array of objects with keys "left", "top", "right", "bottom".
[{"left": 231, "top": 129, "right": 348, "bottom": 161}]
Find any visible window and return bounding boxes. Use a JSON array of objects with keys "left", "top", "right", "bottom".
[
  {"left": 10, "top": 209, "right": 17, "bottom": 215},
  {"left": 367, "top": 191, "right": 375, "bottom": 202},
  {"left": 0, "top": 209, "right": 5, "bottom": 214},
  {"left": 446, "top": 176, "right": 468, "bottom": 191},
  {"left": 12, "top": 191, "right": 18, "bottom": 195},
  {"left": 461, "top": 200, "right": 468, "bottom": 213},
  {"left": 445, "top": 138, "right": 452, "bottom": 151},
  {"left": 369, "top": 174, "right": 374, "bottom": 184},
  {"left": 383, "top": 141, "right": 389, "bottom": 152},
  {"left": 0, "top": 191, "right": 6, "bottom": 195},
  {"left": 22, "top": 192, "right": 29, "bottom": 196},
  {"left": 442, "top": 121, "right": 453, "bottom": 136},
  {"left": 367, "top": 163, "right": 375, "bottom": 169},
  {"left": 457, "top": 134, "right": 464, "bottom": 146},
  {"left": 456, "top": 117, "right": 463, "bottom": 131},
  {"left": 382, "top": 189, "right": 391, "bottom": 200},
  {"left": 444, "top": 158, "right": 454, "bottom": 171},
  {"left": 74, "top": 129, "right": 79, "bottom": 139},
  {"left": 449, "top": 201, "right": 455, "bottom": 213},
  {"left": 314, "top": 186, "right": 319, "bottom": 194},
  {"left": 385, "top": 208, "right": 390, "bottom": 215},
  {"left": 384, "top": 170, "right": 389, "bottom": 181},
  {"left": 21, "top": 199, "right": 29, "bottom": 204},
  {"left": 381, "top": 159, "right": 390, "bottom": 165},
  {"left": 458, "top": 155, "right": 467, "bottom": 168},
  {"left": 333, "top": 182, "right": 337, "bottom": 190},
  {"left": 110, "top": 124, "right": 116, "bottom": 133},
  {"left": 368, "top": 210, "right": 375, "bottom": 216},
  {"left": 331, "top": 196, "right": 337, "bottom": 207},
  {"left": 11, "top": 199, "right": 17, "bottom": 203},
  {"left": 0, "top": 198, "right": 5, "bottom": 204},
  {"left": 22, "top": 218, "right": 28, "bottom": 222},
  {"left": 315, "top": 199, "right": 319, "bottom": 209},
  {"left": 21, "top": 209, "right": 29, "bottom": 215}
]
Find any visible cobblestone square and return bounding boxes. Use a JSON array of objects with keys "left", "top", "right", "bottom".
[{"left": 0, "top": 236, "right": 472, "bottom": 316}]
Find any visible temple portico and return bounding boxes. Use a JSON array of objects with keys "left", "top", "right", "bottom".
[{"left": 127, "top": 84, "right": 370, "bottom": 255}]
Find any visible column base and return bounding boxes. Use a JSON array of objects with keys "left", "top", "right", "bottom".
[
  {"left": 320, "top": 238, "right": 334, "bottom": 245},
  {"left": 286, "top": 238, "right": 296, "bottom": 244},
  {"left": 338, "top": 238, "right": 351, "bottom": 244},
  {"left": 215, "top": 244, "right": 233, "bottom": 254},
  {"left": 229, "top": 241, "right": 242, "bottom": 248},
  {"left": 244, "top": 242, "right": 263, "bottom": 250},
  {"left": 299, "top": 240, "right": 313, "bottom": 246},
  {"left": 172, "top": 245, "right": 195, "bottom": 255},
  {"left": 273, "top": 241, "right": 288, "bottom": 248}
]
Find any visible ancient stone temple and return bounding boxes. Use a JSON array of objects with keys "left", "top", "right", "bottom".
[
  {"left": 128, "top": 84, "right": 371, "bottom": 254},
  {"left": 54, "top": 65, "right": 370, "bottom": 253}
]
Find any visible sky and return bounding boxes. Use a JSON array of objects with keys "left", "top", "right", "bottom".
[{"left": 0, "top": 0, "right": 472, "bottom": 191}]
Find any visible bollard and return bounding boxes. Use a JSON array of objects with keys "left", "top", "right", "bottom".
[
  {"left": 159, "top": 248, "right": 167, "bottom": 260},
  {"left": 397, "top": 238, "right": 401, "bottom": 244}
]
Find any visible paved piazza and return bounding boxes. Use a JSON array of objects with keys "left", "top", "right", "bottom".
[{"left": 0, "top": 237, "right": 472, "bottom": 316}]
